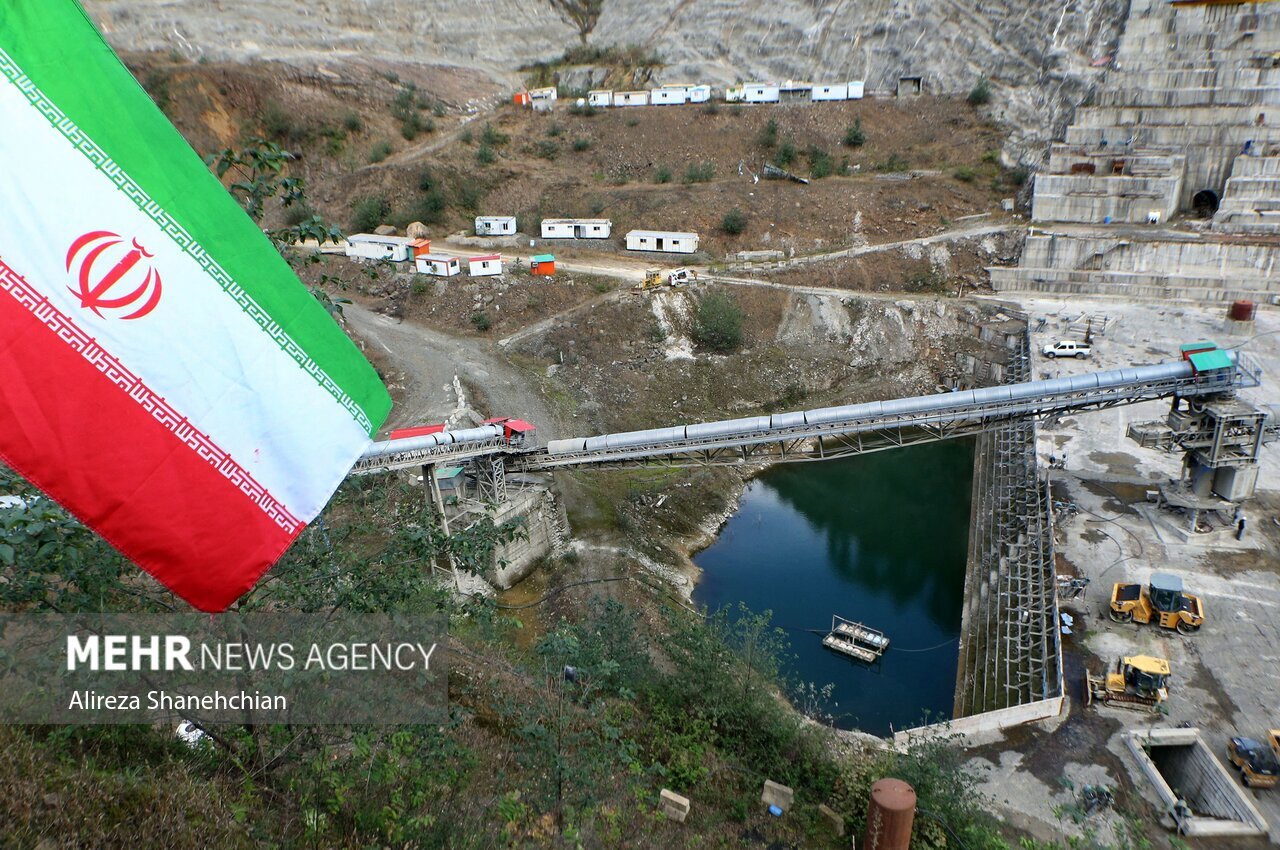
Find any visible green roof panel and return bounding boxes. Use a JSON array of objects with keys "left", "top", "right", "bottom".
[{"left": 1188, "top": 350, "right": 1233, "bottom": 373}]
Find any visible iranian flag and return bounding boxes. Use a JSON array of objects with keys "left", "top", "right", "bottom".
[{"left": 0, "top": 2, "right": 391, "bottom": 611}]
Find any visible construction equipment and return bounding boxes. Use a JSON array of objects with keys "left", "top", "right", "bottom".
[
  {"left": 1086, "top": 655, "right": 1171, "bottom": 712},
  {"left": 636, "top": 267, "right": 698, "bottom": 291},
  {"left": 1110, "top": 573, "right": 1205, "bottom": 634},
  {"left": 1227, "top": 736, "right": 1279, "bottom": 788}
]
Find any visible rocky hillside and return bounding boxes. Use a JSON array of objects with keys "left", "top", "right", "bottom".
[{"left": 84, "top": 0, "right": 1127, "bottom": 159}]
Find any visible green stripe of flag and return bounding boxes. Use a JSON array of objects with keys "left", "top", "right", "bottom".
[{"left": 0, "top": 0, "right": 390, "bottom": 434}]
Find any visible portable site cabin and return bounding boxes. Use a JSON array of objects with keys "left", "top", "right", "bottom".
[
  {"left": 410, "top": 238, "right": 432, "bottom": 260},
  {"left": 847, "top": 81, "right": 866, "bottom": 99},
  {"left": 467, "top": 254, "right": 503, "bottom": 277},
  {"left": 346, "top": 233, "right": 414, "bottom": 262},
  {"left": 541, "top": 218, "right": 612, "bottom": 239},
  {"left": 530, "top": 86, "right": 557, "bottom": 112},
  {"left": 625, "top": 229, "right": 700, "bottom": 254},
  {"left": 614, "top": 90, "right": 649, "bottom": 107},
  {"left": 415, "top": 254, "right": 461, "bottom": 276},
  {"left": 513, "top": 91, "right": 531, "bottom": 106},
  {"left": 811, "top": 83, "right": 848, "bottom": 101},
  {"left": 686, "top": 84, "right": 712, "bottom": 103},
  {"left": 725, "top": 86, "right": 745, "bottom": 102},
  {"left": 743, "top": 83, "right": 781, "bottom": 103},
  {"left": 475, "top": 215, "right": 517, "bottom": 236},
  {"left": 530, "top": 254, "right": 555, "bottom": 276},
  {"left": 587, "top": 90, "right": 613, "bottom": 107},
  {"left": 651, "top": 85, "right": 688, "bottom": 105}
]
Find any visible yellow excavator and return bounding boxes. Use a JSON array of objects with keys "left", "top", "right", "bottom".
[
  {"left": 1087, "top": 655, "right": 1170, "bottom": 712},
  {"left": 1110, "top": 573, "right": 1205, "bottom": 635}
]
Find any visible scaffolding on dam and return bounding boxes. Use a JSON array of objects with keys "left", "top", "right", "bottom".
[{"left": 954, "top": 325, "right": 1063, "bottom": 717}]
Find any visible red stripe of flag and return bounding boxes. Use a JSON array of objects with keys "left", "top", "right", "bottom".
[{"left": 0, "top": 260, "right": 299, "bottom": 611}]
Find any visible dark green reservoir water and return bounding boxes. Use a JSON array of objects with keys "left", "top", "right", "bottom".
[{"left": 692, "top": 440, "right": 974, "bottom": 736}]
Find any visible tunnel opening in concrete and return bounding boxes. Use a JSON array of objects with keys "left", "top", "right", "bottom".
[
  {"left": 1126, "top": 729, "right": 1268, "bottom": 837},
  {"left": 692, "top": 439, "right": 974, "bottom": 736},
  {"left": 1192, "top": 189, "right": 1219, "bottom": 218}
]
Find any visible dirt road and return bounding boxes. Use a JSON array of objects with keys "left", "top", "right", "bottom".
[{"left": 344, "top": 302, "right": 558, "bottom": 439}]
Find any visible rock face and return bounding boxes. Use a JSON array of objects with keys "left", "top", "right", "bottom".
[{"left": 83, "top": 0, "right": 1128, "bottom": 158}]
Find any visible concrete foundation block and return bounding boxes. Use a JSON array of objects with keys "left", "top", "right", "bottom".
[
  {"left": 761, "top": 779, "right": 794, "bottom": 811},
  {"left": 660, "top": 788, "right": 690, "bottom": 823},
  {"left": 819, "top": 803, "right": 845, "bottom": 836}
]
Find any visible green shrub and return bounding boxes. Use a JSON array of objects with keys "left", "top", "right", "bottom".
[
  {"left": 757, "top": 117, "right": 778, "bottom": 149},
  {"left": 982, "top": 149, "right": 1000, "bottom": 164},
  {"left": 692, "top": 292, "right": 744, "bottom": 352},
  {"left": 460, "top": 128, "right": 473, "bottom": 144},
  {"left": 418, "top": 168, "right": 436, "bottom": 192},
  {"left": 282, "top": 203, "right": 315, "bottom": 227},
  {"left": 456, "top": 183, "right": 483, "bottom": 213},
  {"left": 953, "top": 166, "right": 976, "bottom": 182},
  {"left": 470, "top": 312, "right": 492, "bottom": 331},
  {"left": 391, "top": 86, "right": 417, "bottom": 116},
  {"left": 351, "top": 196, "right": 391, "bottom": 231},
  {"left": 968, "top": 75, "right": 992, "bottom": 106},
  {"left": 545, "top": 123, "right": 562, "bottom": 138},
  {"left": 654, "top": 165, "right": 673, "bottom": 184},
  {"left": 775, "top": 141, "right": 797, "bottom": 167},
  {"left": 843, "top": 117, "right": 866, "bottom": 147},
  {"left": 876, "top": 152, "right": 910, "bottom": 172},
  {"left": 481, "top": 123, "right": 508, "bottom": 147},
  {"left": 535, "top": 140, "right": 559, "bottom": 160},
  {"left": 476, "top": 142, "right": 495, "bottom": 164},
  {"left": 259, "top": 101, "right": 303, "bottom": 143},
  {"left": 572, "top": 137, "right": 591, "bottom": 152},
  {"left": 400, "top": 113, "right": 423, "bottom": 140},
  {"left": 720, "top": 208, "right": 748, "bottom": 235},
  {"left": 1009, "top": 165, "right": 1030, "bottom": 186},
  {"left": 568, "top": 102, "right": 597, "bottom": 116},
  {"left": 367, "top": 140, "right": 393, "bottom": 163},
  {"left": 406, "top": 190, "right": 447, "bottom": 224},
  {"left": 682, "top": 161, "right": 715, "bottom": 184},
  {"left": 808, "top": 146, "right": 835, "bottom": 179}
]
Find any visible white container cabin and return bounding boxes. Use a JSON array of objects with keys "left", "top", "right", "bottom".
[
  {"left": 614, "top": 90, "right": 649, "bottom": 107},
  {"left": 847, "top": 80, "right": 865, "bottom": 99},
  {"left": 625, "top": 229, "right": 700, "bottom": 254},
  {"left": 475, "top": 216, "right": 517, "bottom": 236},
  {"left": 811, "top": 83, "right": 848, "bottom": 101},
  {"left": 346, "top": 234, "right": 414, "bottom": 262},
  {"left": 587, "top": 90, "right": 613, "bottom": 107},
  {"left": 415, "top": 254, "right": 461, "bottom": 276},
  {"left": 467, "top": 254, "right": 503, "bottom": 277},
  {"left": 651, "top": 85, "right": 688, "bottom": 105},
  {"left": 541, "top": 218, "right": 612, "bottom": 239},
  {"left": 725, "top": 86, "right": 745, "bottom": 102},
  {"left": 743, "top": 83, "right": 780, "bottom": 103},
  {"left": 686, "top": 84, "right": 712, "bottom": 103}
]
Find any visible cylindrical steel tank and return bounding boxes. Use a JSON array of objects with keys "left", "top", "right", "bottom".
[
  {"left": 1229, "top": 300, "right": 1256, "bottom": 322},
  {"left": 864, "top": 778, "right": 916, "bottom": 850}
]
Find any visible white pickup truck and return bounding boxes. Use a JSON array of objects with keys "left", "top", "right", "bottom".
[{"left": 1041, "top": 340, "right": 1092, "bottom": 359}]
